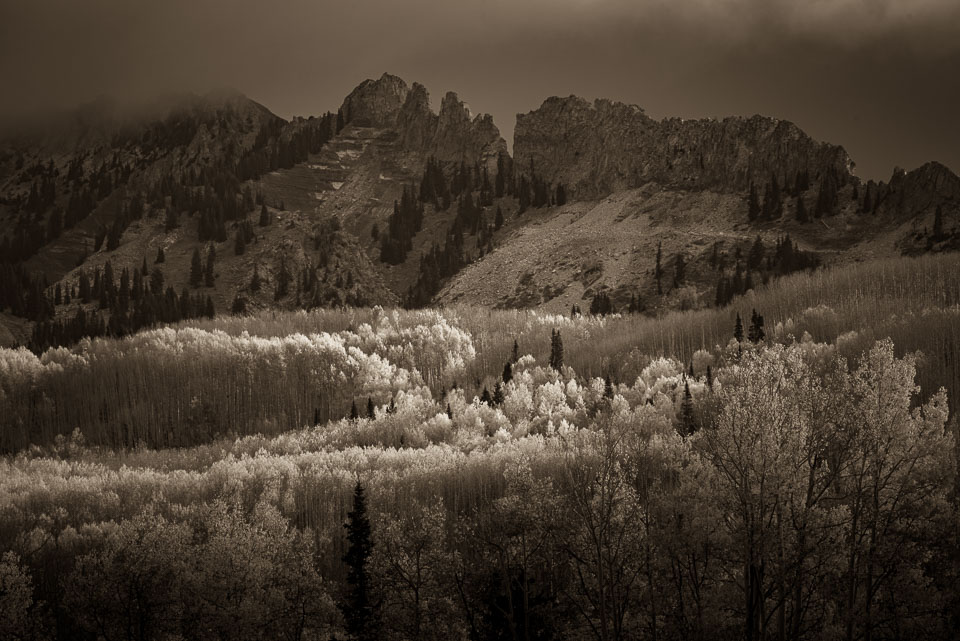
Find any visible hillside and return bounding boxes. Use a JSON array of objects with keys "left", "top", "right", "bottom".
[
  {"left": 437, "top": 175, "right": 952, "bottom": 314},
  {"left": 1, "top": 73, "right": 959, "bottom": 349}
]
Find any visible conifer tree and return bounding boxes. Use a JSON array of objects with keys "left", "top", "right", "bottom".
[
  {"left": 259, "top": 204, "right": 271, "bottom": 227},
  {"left": 189, "top": 248, "right": 203, "bottom": 288},
  {"left": 350, "top": 400, "right": 359, "bottom": 420},
  {"left": 493, "top": 382, "right": 504, "bottom": 405},
  {"left": 734, "top": 312, "right": 744, "bottom": 343},
  {"left": 706, "top": 364, "right": 713, "bottom": 389},
  {"left": 604, "top": 375, "right": 614, "bottom": 399},
  {"left": 342, "top": 482, "right": 376, "bottom": 641},
  {"left": 679, "top": 381, "right": 695, "bottom": 436},
  {"left": 674, "top": 253, "right": 686, "bottom": 288},
  {"left": 155, "top": 246, "right": 165, "bottom": 263},
  {"left": 250, "top": 265, "right": 261, "bottom": 292},
  {"left": 235, "top": 228, "right": 246, "bottom": 255},
  {"left": 150, "top": 268, "right": 164, "bottom": 295},
  {"left": 367, "top": 397, "right": 375, "bottom": 419},
  {"left": 204, "top": 248, "right": 215, "bottom": 287},
  {"left": 748, "top": 309, "right": 766, "bottom": 343},
  {"left": 549, "top": 329, "right": 564, "bottom": 371},
  {"left": 494, "top": 206, "right": 504, "bottom": 230},
  {"left": 502, "top": 361, "right": 513, "bottom": 384},
  {"left": 795, "top": 195, "right": 809, "bottom": 223},
  {"left": 747, "top": 235, "right": 765, "bottom": 271},
  {"left": 480, "top": 387, "right": 492, "bottom": 405},
  {"left": 512, "top": 339, "right": 519, "bottom": 363},
  {"left": 164, "top": 207, "right": 178, "bottom": 232},
  {"left": 231, "top": 293, "right": 247, "bottom": 314}
]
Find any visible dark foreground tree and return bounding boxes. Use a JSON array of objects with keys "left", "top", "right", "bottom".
[{"left": 343, "top": 482, "right": 378, "bottom": 640}]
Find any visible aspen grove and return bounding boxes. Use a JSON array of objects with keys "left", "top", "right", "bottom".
[{"left": 0, "top": 255, "right": 959, "bottom": 640}]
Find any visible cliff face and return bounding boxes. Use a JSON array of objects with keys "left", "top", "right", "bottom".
[
  {"left": 340, "top": 73, "right": 508, "bottom": 173},
  {"left": 513, "top": 96, "right": 855, "bottom": 199},
  {"left": 883, "top": 162, "right": 960, "bottom": 214},
  {"left": 339, "top": 73, "right": 410, "bottom": 128}
]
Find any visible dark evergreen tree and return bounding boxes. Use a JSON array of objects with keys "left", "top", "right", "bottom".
[
  {"left": 493, "top": 382, "right": 504, "bottom": 405},
  {"left": 604, "top": 375, "right": 614, "bottom": 399},
  {"left": 250, "top": 265, "right": 261, "bottom": 292},
  {"left": 259, "top": 203, "right": 271, "bottom": 227},
  {"left": 164, "top": 207, "right": 179, "bottom": 232},
  {"left": 367, "top": 397, "right": 375, "bottom": 419},
  {"left": 748, "top": 308, "right": 766, "bottom": 343},
  {"left": 494, "top": 206, "right": 504, "bottom": 230},
  {"left": 231, "top": 293, "right": 247, "bottom": 314},
  {"left": 150, "top": 268, "right": 164, "bottom": 295},
  {"left": 204, "top": 247, "right": 215, "bottom": 287},
  {"left": 674, "top": 253, "right": 686, "bottom": 288},
  {"left": 502, "top": 361, "right": 513, "bottom": 384},
  {"left": 549, "top": 329, "right": 564, "bottom": 371},
  {"left": 234, "top": 228, "right": 246, "bottom": 255},
  {"left": 747, "top": 235, "right": 765, "bottom": 271},
  {"left": 274, "top": 258, "right": 291, "bottom": 300},
  {"left": 350, "top": 400, "right": 359, "bottom": 420},
  {"left": 795, "top": 195, "right": 809, "bottom": 223},
  {"left": 480, "top": 386, "right": 492, "bottom": 405},
  {"left": 679, "top": 381, "right": 695, "bottom": 436},
  {"left": 155, "top": 246, "right": 165, "bottom": 263},
  {"left": 342, "top": 482, "right": 376, "bottom": 640},
  {"left": 189, "top": 248, "right": 203, "bottom": 288},
  {"left": 734, "top": 312, "right": 744, "bottom": 343}
]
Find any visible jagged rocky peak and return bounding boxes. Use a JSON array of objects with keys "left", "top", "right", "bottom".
[
  {"left": 881, "top": 161, "right": 960, "bottom": 218},
  {"left": 514, "top": 94, "right": 854, "bottom": 199},
  {"left": 889, "top": 161, "right": 960, "bottom": 198},
  {"left": 341, "top": 73, "right": 508, "bottom": 173},
  {"left": 397, "top": 82, "right": 437, "bottom": 150},
  {"left": 339, "top": 72, "right": 410, "bottom": 128},
  {"left": 433, "top": 91, "right": 508, "bottom": 173}
]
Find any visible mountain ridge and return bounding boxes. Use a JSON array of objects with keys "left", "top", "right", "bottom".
[{"left": 1, "top": 73, "right": 959, "bottom": 349}]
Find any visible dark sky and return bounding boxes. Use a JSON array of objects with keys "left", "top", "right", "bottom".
[{"left": 1, "top": 0, "right": 958, "bottom": 180}]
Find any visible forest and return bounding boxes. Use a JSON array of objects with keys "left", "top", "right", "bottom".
[{"left": 0, "top": 252, "right": 959, "bottom": 640}]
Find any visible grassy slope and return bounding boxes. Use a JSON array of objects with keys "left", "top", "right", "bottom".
[{"left": 437, "top": 181, "right": 928, "bottom": 314}]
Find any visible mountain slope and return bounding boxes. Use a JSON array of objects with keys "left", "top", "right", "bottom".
[{"left": 2, "top": 74, "right": 960, "bottom": 349}]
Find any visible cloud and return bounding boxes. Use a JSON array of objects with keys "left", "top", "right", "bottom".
[{"left": 0, "top": 0, "right": 956, "bottom": 179}]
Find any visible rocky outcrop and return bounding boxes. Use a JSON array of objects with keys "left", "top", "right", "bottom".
[
  {"left": 340, "top": 73, "right": 410, "bottom": 128},
  {"left": 513, "top": 96, "right": 855, "bottom": 199},
  {"left": 340, "top": 74, "right": 508, "bottom": 174},
  {"left": 876, "top": 161, "right": 960, "bottom": 219}
]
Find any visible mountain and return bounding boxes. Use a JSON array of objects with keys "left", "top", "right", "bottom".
[
  {"left": 513, "top": 96, "right": 853, "bottom": 198},
  {"left": 1, "top": 74, "right": 958, "bottom": 349}
]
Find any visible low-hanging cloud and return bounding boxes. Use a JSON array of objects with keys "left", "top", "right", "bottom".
[{"left": 0, "top": 0, "right": 957, "bottom": 179}]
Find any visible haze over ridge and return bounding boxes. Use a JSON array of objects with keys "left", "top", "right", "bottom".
[{"left": 2, "top": 0, "right": 958, "bottom": 180}]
